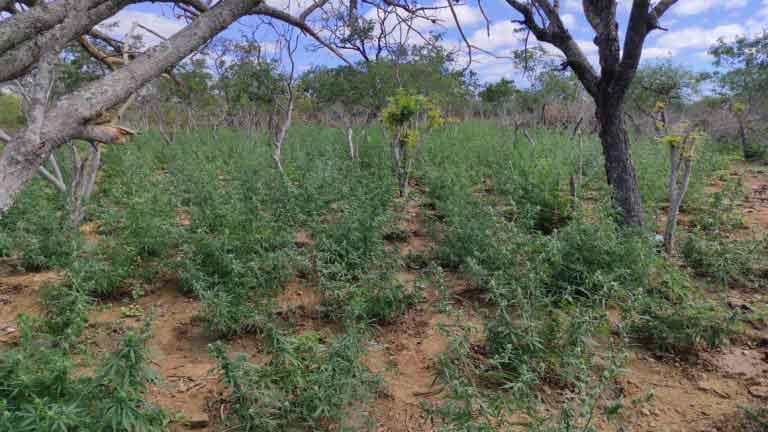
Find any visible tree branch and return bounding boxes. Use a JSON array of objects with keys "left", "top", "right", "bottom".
[
  {"left": 506, "top": 0, "right": 599, "bottom": 97},
  {"left": 299, "top": 0, "right": 329, "bottom": 21},
  {"left": 617, "top": 0, "right": 679, "bottom": 93},
  {"left": 251, "top": 4, "right": 353, "bottom": 66}
]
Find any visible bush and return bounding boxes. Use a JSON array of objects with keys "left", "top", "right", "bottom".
[
  {"left": 321, "top": 273, "right": 419, "bottom": 324},
  {"left": 485, "top": 307, "right": 602, "bottom": 391},
  {"left": 211, "top": 329, "right": 379, "bottom": 431},
  {"left": 545, "top": 216, "right": 658, "bottom": 302},
  {"left": 627, "top": 298, "right": 738, "bottom": 357},
  {"left": 682, "top": 231, "right": 764, "bottom": 285},
  {"left": 694, "top": 177, "right": 748, "bottom": 233},
  {"left": 40, "top": 281, "right": 94, "bottom": 341},
  {"left": 0, "top": 319, "right": 166, "bottom": 431}
]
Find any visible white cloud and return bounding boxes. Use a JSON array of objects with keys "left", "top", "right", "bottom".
[
  {"left": 469, "top": 21, "right": 522, "bottom": 50},
  {"left": 641, "top": 47, "right": 677, "bottom": 60},
  {"left": 430, "top": 0, "right": 483, "bottom": 28},
  {"left": 673, "top": 0, "right": 748, "bottom": 16},
  {"left": 100, "top": 11, "right": 184, "bottom": 47},
  {"left": 560, "top": 13, "right": 577, "bottom": 29},
  {"left": 656, "top": 24, "right": 745, "bottom": 50},
  {"left": 575, "top": 39, "right": 597, "bottom": 56}
]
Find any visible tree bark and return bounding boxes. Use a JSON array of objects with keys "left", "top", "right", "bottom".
[
  {"left": 664, "top": 147, "right": 693, "bottom": 254},
  {"left": 347, "top": 127, "right": 355, "bottom": 160},
  {"left": 596, "top": 97, "right": 645, "bottom": 227}
]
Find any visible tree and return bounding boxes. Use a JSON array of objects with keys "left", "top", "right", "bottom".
[
  {"left": 627, "top": 62, "right": 705, "bottom": 126},
  {"left": 0, "top": 0, "right": 370, "bottom": 217},
  {"left": 299, "top": 64, "right": 372, "bottom": 159},
  {"left": 382, "top": 90, "right": 443, "bottom": 197},
  {"left": 710, "top": 32, "right": 768, "bottom": 160},
  {"left": 479, "top": 78, "right": 516, "bottom": 115},
  {"left": 501, "top": 0, "right": 681, "bottom": 227},
  {"left": 659, "top": 124, "right": 703, "bottom": 254},
  {"left": 270, "top": 32, "right": 299, "bottom": 175}
]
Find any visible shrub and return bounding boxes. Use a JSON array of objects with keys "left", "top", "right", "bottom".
[
  {"left": 321, "top": 273, "right": 419, "bottom": 324},
  {"left": 39, "top": 281, "right": 94, "bottom": 341},
  {"left": 681, "top": 231, "right": 764, "bottom": 285},
  {"left": 485, "top": 307, "right": 602, "bottom": 391},
  {"left": 0, "top": 319, "right": 165, "bottom": 431},
  {"left": 211, "top": 328, "right": 379, "bottom": 431},
  {"left": 545, "top": 216, "right": 658, "bottom": 302},
  {"left": 627, "top": 298, "right": 738, "bottom": 357},
  {"left": 694, "top": 176, "right": 748, "bottom": 233}
]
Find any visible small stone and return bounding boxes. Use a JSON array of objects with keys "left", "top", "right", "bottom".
[
  {"left": 185, "top": 413, "right": 210, "bottom": 429},
  {"left": 748, "top": 385, "right": 768, "bottom": 399},
  {"left": 640, "top": 408, "right": 651, "bottom": 416}
]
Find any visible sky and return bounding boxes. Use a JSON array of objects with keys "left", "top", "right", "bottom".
[{"left": 106, "top": 0, "right": 768, "bottom": 84}]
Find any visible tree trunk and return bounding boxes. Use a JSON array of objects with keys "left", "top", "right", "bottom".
[
  {"left": 736, "top": 116, "right": 753, "bottom": 161},
  {"left": 347, "top": 127, "right": 355, "bottom": 160},
  {"left": 596, "top": 100, "right": 645, "bottom": 227},
  {"left": 664, "top": 149, "right": 693, "bottom": 255}
]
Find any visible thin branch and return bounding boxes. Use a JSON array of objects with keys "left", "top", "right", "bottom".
[
  {"left": 299, "top": 0, "right": 329, "bottom": 21},
  {"left": 445, "top": 0, "right": 472, "bottom": 71},
  {"left": 477, "top": 0, "right": 491, "bottom": 37},
  {"left": 37, "top": 165, "right": 67, "bottom": 193},
  {"left": 251, "top": 4, "right": 353, "bottom": 66}
]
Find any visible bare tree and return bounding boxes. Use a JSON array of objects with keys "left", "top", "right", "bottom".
[
  {"left": 271, "top": 31, "right": 299, "bottom": 175},
  {"left": 662, "top": 126, "right": 700, "bottom": 255},
  {"left": 497, "top": 0, "right": 680, "bottom": 227}
]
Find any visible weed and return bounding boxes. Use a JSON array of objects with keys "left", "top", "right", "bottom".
[
  {"left": 695, "top": 176, "right": 748, "bottom": 233},
  {"left": 211, "top": 327, "right": 379, "bottom": 431},
  {"left": 321, "top": 273, "right": 420, "bottom": 324},
  {"left": 627, "top": 297, "right": 738, "bottom": 357},
  {"left": 0, "top": 318, "right": 165, "bottom": 431},
  {"left": 682, "top": 231, "right": 764, "bottom": 285}
]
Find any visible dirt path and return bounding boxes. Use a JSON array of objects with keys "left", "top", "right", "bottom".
[
  {"left": 365, "top": 186, "right": 485, "bottom": 432},
  {"left": 740, "top": 164, "right": 768, "bottom": 232},
  {"left": 87, "top": 278, "right": 221, "bottom": 430},
  {"left": 0, "top": 269, "right": 60, "bottom": 343}
]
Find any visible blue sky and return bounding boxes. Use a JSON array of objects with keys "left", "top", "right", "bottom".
[{"left": 110, "top": 0, "right": 768, "bottom": 84}]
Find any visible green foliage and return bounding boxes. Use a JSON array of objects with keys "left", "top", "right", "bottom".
[
  {"left": 479, "top": 78, "right": 516, "bottom": 106},
  {"left": 321, "top": 273, "right": 419, "bottom": 324},
  {"left": 628, "top": 62, "right": 706, "bottom": 114},
  {"left": 0, "top": 319, "right": 166, "bottom": 432},
  {"left": 382, "top": 90, "right": 443, "bottom": 132},
  {"left": 710, "top": 31, "right": 768, "bottom": 97},
  {"left": 694, "top": 176, "right": 747, "bottom": 233},
  {"left": 545, "top": 216, "right": 658, "bottom": 301},
  {"left": 627, "top": 298, "right": 738, "bottom": 357},
  {"left": 742, "top": 407, "right": 768, "bottom": 431},
  {"left": 0, "top": 181, "right": 81, "bottom": 271},
  {"left": 682, "top": 231, "right": 765, "bottom": 285},
  {"left": 300, "top": 39, "right": 474, "bottom": 118},
  {"left": 40, "top": 279, "right": 94, "bottom": 341},
  {"left": 210, "top": 329, "right": 379, "bottom": 431},
  {"left": 214, "top": 36, "right": 285, "bottom": 111},
  {"left": 0, "top": 119, "right": 750, "bottom": 431},
  {"left": 485, "top": 307, "right": 602, "bottom": 390}
]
